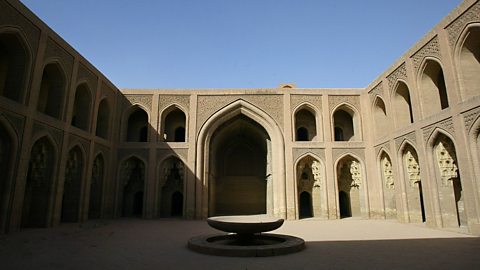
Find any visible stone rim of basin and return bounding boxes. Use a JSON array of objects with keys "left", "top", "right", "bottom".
[{"left": 207, "top": 215, "right": 284, "bottom": 234}]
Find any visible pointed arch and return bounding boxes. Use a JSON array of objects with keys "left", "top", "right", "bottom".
[
  {"left": 332, "top": 103, "right": 362, "bottom": 141},
  {"left": 372, "top": 96, "right": 389, "bottom": 138},
  {"left": 22, "top": 135, "right": 57, "bottom": 228},
  {"left": 89, "top": 153, "right": 105, "bottom": 219},
  {"left": 118, "top": 155, "right": 146, "bottom": 217},
  {"left": 293, "top": 103, "right": 320, "bottom": 142},
  {"left": 158, "top": 155, "right": 185, "bottom": 217},
  {"left": 95, "top": 98, "right": 110, "bottom": 139},
  {"left": 71, "top": 82, "right": 92, "bottom": 131},
  {"left": 378, "top": 149, "right": 397, "bottom": 219},
  {"left": 334, "top": 153, "right": 367, "bottom": 218},
  {"left": 0, "top": 27, "right": 32, "bottom": 103},
  {"left": 392, "top": 80, "right": 414, "bottom": 128},
  {"left": 196, "top": 99, "right": 285, "bottom": 218},
  {"left": 418, "top": 58, "right": 449, "bottom": 118},
  {"left": 124, "top": 105, "right": 149, "bottom": 142},
  {"left": 454, "top": 23, "right": 480, "bottom": 101},
  {"left": 37, "top": 61, "right": 67, "bottom": 119},
  {"left": 160, "top": 104, "right": 187, "bottom": 142},
  {"left": 294, "top": 152, "right": 326, "bottom": 219},
  {"left": 61, "top": 145, "right": 85, "bottom": 223}
]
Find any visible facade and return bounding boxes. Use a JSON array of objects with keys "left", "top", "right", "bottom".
[{"left": 1, "top": 0, "right": 480, "bottom": 235}]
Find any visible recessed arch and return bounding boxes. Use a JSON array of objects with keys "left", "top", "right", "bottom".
[
  {"left": 37, "top": 61, "right": 66, "bottom": 119},
  {"left": 196, "top": 99, "right": 285, "bottom": 218},
  {"left": 89, "top": 153, "right": 104, "bottom": 219},
  {"left": 71, "top": 82, "right": 92, "bottom": 131},
  {"left": 455, "top": 23, "right": 480, "bottom": 101},
  {"left": 161, "top": 104, "right": 187, "bottom": 142},
  {"left": 95, "top": 98, "right": 110, "bottom": 139},
  {"left": 418, "top": 58, "right": 449, "bottom": 118},
  {"left": 158, "top": 155, "right": 185, "bottom": 217},
  {"left": 22, "top": 135, "right": 57, "bottom": 228},
  {"left": 0, "top": 28, "right": 31, "bottom": 103},
  {"left": 0, "top": 116, "right": 18, "bottom": 231},
  {"left": 392, "top": 80, "right": 414, "bottom": 128},
  {"left": 334, "top": 154, "right": 366, "bottom": 218},
  {"left": 118, "top": 155, "right": 146, "bottom": 217},
  {"left": 332, "top": 103, "right": 362, "bottom": 141},
  {"left": 293, "top": 103, "right": 319, "bottom": 142},
  {"left": 61, "top": 145, "right": 85, "bottom": 223},
  {"left": 372, "top": 96, "right": 389, "bottom": 138},
  {"left": 378, "top": 150, "right": 397, "bottom": 219},
  {"left": 125, "top": 105, "right": 149, "bottom": 142},
  {"left": 294, "top": 153, "right": 326, "bottom": 219}
]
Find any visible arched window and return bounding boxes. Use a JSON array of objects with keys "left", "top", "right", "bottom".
[
  {"left": 373, "top": 97, "right": 388, "bottom": 138},
  {"left": 71, "top": 83, "right": 92, "bottom": 131},
  {"left": 294, "top": 107, "right": 316, "bottom": 141},
  {"left": 458, "top": 26, "right": 480, "bottom": 100},
  {"left": 0, "top": 32, "right": 29, "bottom": 102},
  {"left": 420, "top": 60, "right": 449, "bottom": 117},
  {"left": 333, "top": 108, "right": 355, "bottom": 141},
  {"left": 126, "top": 107, "right": 148, "bottom": 142},
  {"left": 334, "top": 127, "right": 344, "bottom": 141},
  {"left": 95, "top": 99, "right": 110, "bottom": 139},
  {"left": 163, "top": 107, "right": 186, "bottom": 142},
  {"left": 37, "top": 63, "right": 65, "bottom": 119},
  {"left": 393, "top": 81, "right": 413, "bottom": 128}
]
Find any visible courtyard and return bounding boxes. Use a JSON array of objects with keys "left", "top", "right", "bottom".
[{"left": 1, "top": 218, "right": 479, "bottom": 270}]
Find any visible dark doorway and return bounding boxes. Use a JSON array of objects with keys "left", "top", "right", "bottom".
[
  {"left": 133, "top": 191, "right": 143, "bottom": 217},
  {"left": 339, "top": 191, "right": 351, "bottom": 218},
  {"left": 139, "top": 126, "right": 148, "bottom": 142},
  {"left": 418, "top": 182, "right": 426, "bottom": 222},
  {"left": 171, "top": 191, "right": 183, "bottom": 217},
  {"left": 334, "top": 127, "right": 344, "bottom": 141},
  {"left": 453, "top": 177, "right": 465, "bottom": 226},
  {"left": 174, "top": 127, "right": 185, "bottom": 142},
  {"left": 296, "top": 127, "right": 309, "bottom": 141},
  {"left": 299, "top": 192, "right": 313, "bottom": 218}
]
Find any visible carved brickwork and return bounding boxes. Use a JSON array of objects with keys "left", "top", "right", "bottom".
[
  {"left": 387, "top": 63, "right": 408, "bottom": 90},
  {"left": 158, "top": 95, "right": 190, "bottom": 114},
  {"left": 65, "top": 147, "right": 82, "bottom": 185},
  {"left": 463, "top": 107, "right": 480, "bottom": 132},
  {"left": 422, "top": 118, "right": 455, "bottom": 142},
  {"left": 332, "top": 148, "right": 365, "bottom": 162},
  {"left": 395, "top": 132, "right": 417, "bottom": 152},
  {"left": 77, "top": 63, "right": 98, "bottom": 92},
  {"left": 196, "top": 95, "right": 283, "bottom": 131},
  {"left": 91, "top": 155, "right": 104, "bottom": 186},
  {"left": 292, "top": 148, "right": 325, "bottom": 163},
  {"left": 382, "top": 156, "right": 395, "bottom": 189},
  {"left": 125, "top": 94, "right": 153, "bottom": 111},
  {"left": 405, "top": 151, "right": 421, "bottom": 188},
  {"left": 0, "top": 0, "right": 41, "bottom": 58},
  {"left": 290, "top": 95, "right": 322, "bottom": 111},
  {"left": 121, "top": 157, "right": 145, "bottom": 186},
  {"left": 368, "top": 82, "right": 384, "bottom": 97},
  {"left": 446, "top": 1, "right": 480, "bottom": 47},
  {"left": 28, "top": 139, "right": 53, "bottom": 187},
  {"left": 375, "top": 142, "right": 391, "bottom": 157},
  {"left": 296, "top": 155, "right": 322, "bottom": 191},
  {"left": 311, "top": 160, "right": 322, "bottom": 189},
  {"left": 436, "top": 141, "right": 458, "bottom": 187},
  {"left": 350, "top": 161, "right": 362, "bottom": 188},
  {"left": 411, "top": 36, "right": 441, "bottom": 71},
  {"left": 328, "top": 95, "right": 361, "bottom": 113},
  {"left": 44, "top": 37, "right": 74, "bottom": 79}
]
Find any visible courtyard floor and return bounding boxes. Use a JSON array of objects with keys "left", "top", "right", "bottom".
[{"left": 1, "top": 218, "right": 479, "bottom": 270}]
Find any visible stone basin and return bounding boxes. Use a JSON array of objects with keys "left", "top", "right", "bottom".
[{"left": 207, "top": 215, "right": 284, "bottom": 235}]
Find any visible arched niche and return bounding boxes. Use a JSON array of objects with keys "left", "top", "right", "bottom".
[
  {"left": 0, "top": 119, "right": 15, "bottom": 228},
  {"left": 158, "top": 156, "right": 185, "bottom": 217},
  {"left": 37, "top": 62, "right": 66, "bottom": 119},
  {"left": 456, "top": 25, "right": 480, "bottom": 101},
  {"left": 89, "top": 154, "right": 104, "bottom": 219},
  {"left": 333, "top": 104, "right": 360, "bottom": 141},
  {"left": 294, "top": 105, "right": 317, "bottom": 141},
  {"left": 95, "top": 99, "right": 110, "bottom": 139},
  {"left": 162, "top": 106, "right": 186, "bottom": 142},
  {"left": 379, "top": 151, "right": 396, "bottom": 219},
  {"left": 419, "top": 59, "right": 449, "bottom": 117},
  {"left": 392, "top": 81, "right": 414, "bottom": 128},
  {"left": 373, "top": 97, "right": 388, "bottom": 138},
  {"left": 22, "top": 136, "right": 56, "bottom": 228},
  {"left": 429, "top": 132, "right": 466, "bottom": 227},
  {"left": 119, "top": 156, "right": 145, "bottom": 217},
  {"left": 295, "top": 154, "right": 325, "bottom": 219},
  {"left": 336, "top": 155, "right": 364, "bottom": 218},
  {"left": 61, "top": 146, "right": 84, "bottom": 223},
  {"left": 0, "top": 31, "right": 30, "bottom": 103},
  {"left": 125, "top": 106, "right": 148, "bottom": 142},
  {"left": 71, "top": 83, "right": 92, "bottom": 131},
  {"left": 400, "top": 143, "right": 426, "bottom": 223}
]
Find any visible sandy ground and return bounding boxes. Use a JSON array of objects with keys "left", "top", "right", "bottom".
[{"left": 1, "top": 218, "right": 479, "bottom": 270}]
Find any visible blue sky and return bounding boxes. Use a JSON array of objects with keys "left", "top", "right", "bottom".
[{"left": 20, "top": 0, "right": 462, "bottom": 89}]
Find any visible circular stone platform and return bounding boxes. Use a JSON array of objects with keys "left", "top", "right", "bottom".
[{"left": 187, "top": 215, "right": 305, "bottom": 257}]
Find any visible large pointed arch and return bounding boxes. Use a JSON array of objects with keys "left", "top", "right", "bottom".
[
  {"left": 117, "top": 155, "right": 147, "bottom": 218},
  {"left": 37, "top": 61, "right": 67, "bottom": 120},
  {"left": 391, "top": 80, "right": 414, "bottom": 128},
  {"left": 454, "top": 23, "right": 480, "bottom": 101},
  {"left": 372, "top": 96, "right": 389, "bottom": 139},
  {"left": 196, "top": 99, "right": 285, "bottom": 218},
  {"left": 418, "top": 57, "right": 449, "bottom": 118},
  {"left": 61, "top": 144, "right": 86, "bottom": 223}
]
